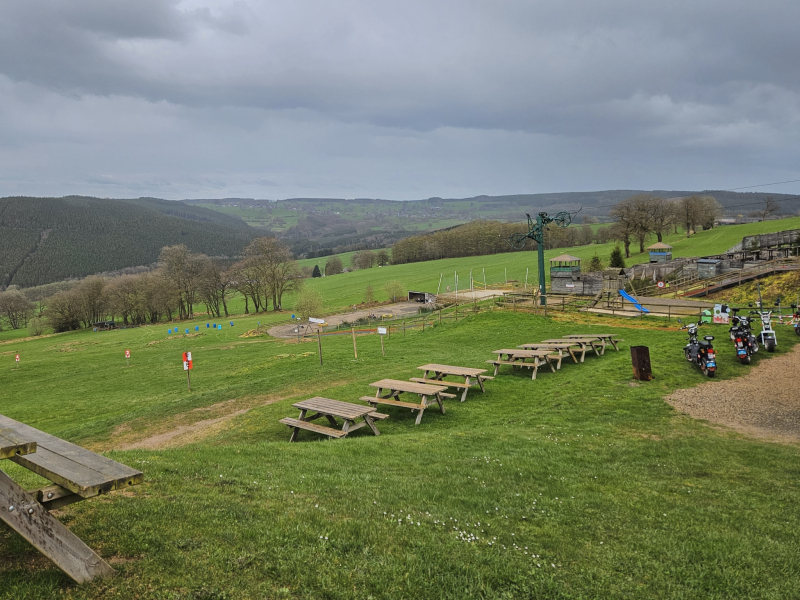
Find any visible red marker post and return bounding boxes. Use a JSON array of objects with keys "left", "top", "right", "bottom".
[
  {"left": 124, "top": 349, "right": 131, "bottom": 367},
  {"left": 15, "top": 353, "right": 20, "bottom": 368},
  {"left": 182, "top": 351, "right": 193, "bottom": 391}
]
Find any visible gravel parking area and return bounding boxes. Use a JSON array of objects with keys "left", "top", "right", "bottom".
[{"left": 666, "top": 343, "right": 800, "bottom": 443}]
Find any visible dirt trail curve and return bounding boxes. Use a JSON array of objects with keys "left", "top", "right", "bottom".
[
  {"left": 666, "top": 343, "right": 800, "bottom": 443},
  {"left": 268, "top": 301, "right": 424, "bottom": 339}
]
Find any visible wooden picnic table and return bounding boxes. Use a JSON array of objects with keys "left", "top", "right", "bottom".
[
  {"left": 411, "top": 364, "right": 494, "bottom": 402},
  {"left": 361, "top": 379, "right": 450, "bottom": 425},
  {"left": 563, "top": 333, "right": 623, "bottom": 351},
  {"left": 280, "top": 396, "right": 384, "bottom": 441},
  {"left": 488, "top": 349, "right": 559, "bottom": 380},
  {"left": 0, "top": 414, "right": 143, "bottom": 584},
  {"left": 516, "top": 343, "right": 580, "bottom": 368},
  {"left": 541, "top": 337, "right": 604, "bottom": 357}
]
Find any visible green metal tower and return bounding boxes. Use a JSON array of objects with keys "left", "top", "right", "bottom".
[{"left": 509, "top": 212, "right": 573, "bottom": 305}]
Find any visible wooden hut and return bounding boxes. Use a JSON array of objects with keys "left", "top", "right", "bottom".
[
  {"left": 647, "top": 242, "right": 673, "bottom": 263},
  {"left": 549, "top": 254, "right": 582, "bottom": 293}
]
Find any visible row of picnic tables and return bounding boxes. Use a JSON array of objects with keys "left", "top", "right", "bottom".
[
  {"left": 489, "top": 333, "right": 622, "bottom": 380},
  {"left": 280, "top": 334, "right": 622, "bottom": 440}
]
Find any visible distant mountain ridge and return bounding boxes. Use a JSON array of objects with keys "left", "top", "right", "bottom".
[{"left": 0, "top": 196, "right": 257, "bottom": 288}]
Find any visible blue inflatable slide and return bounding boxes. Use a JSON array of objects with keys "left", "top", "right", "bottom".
[{"left": 619, "top": 290, "right": 650, "bottom": 313}]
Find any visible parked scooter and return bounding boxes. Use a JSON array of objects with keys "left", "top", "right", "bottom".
[
  {"left": 791, "top": 304, "right": 800, "bottom": 336},
  {"left": 729, "top": 307, "right": 759, "bottom": 364},
  {"left": 678, "top": 319, "right": 717, "bottom": 377},
  {"left": 749, "top": 283, "right": 777, "bottom": 352}
]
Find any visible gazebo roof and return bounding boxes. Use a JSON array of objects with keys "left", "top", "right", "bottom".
[
  {"left": 647, "top": 242, "right": 673, "bottom": 250},
  {"left": 549, "top": 253, "right": 581, "bottom": 263}
]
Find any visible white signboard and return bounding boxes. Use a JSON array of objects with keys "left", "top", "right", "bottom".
[
  {"left": 565, "top": 283, "right": 575, "bottom": 289},
  {"left": 713, "top": 304, "right": 730, "bottom": 324},
  {"left": 377, "top": 327, "right": 387, "bottom": 335},
  {"left": 309, "top": 317, "right": 325, "bottom": 324}
]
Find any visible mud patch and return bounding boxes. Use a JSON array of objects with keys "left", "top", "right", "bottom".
[{"left": 108, "top": 379, "right": 349, "bottom": 450}]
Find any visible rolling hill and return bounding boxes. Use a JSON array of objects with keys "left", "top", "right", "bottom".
[{"left": 0, "top": 196, "right": 258, "bottom": 288}]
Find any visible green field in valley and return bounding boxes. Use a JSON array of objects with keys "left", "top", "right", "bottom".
[{"left": 1, "top": 303, "right": 800, "bottom": 598}]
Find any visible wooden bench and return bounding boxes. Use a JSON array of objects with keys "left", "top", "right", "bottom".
[
  {"left": 415, "top": 364, "right": 493, "bottom": 401},
  {"left": 0, "top": 414, "right": 143, "bottom": 583},
  {"left": 489, "top": 349, "right": 560, "bottom": 380},
  {"left": 279, "top": 417, "right": 347, "bottom": 439},
  {"left": 281, "top": 397, "right": 387, "bottom": 441},
  {"left": 366, "top": 379, "right": 449, "bottom": 425}
]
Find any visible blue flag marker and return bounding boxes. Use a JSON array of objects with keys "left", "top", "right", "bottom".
[
  {"left": 213, "top": 323, "right": 216, "bottom": 328},
  {"left": 218, "top": 325, "right": 222, "bottom": 330},
  {"left": 185, "top": 329, "right": 189, "bottom": 334},
  {"left": 230, "top": 321, "right": 234, "bottom": 326},
  {"left": 206, "top": 323, "right": 209, "bottom": 328},
  {"left": 167, "top": 329, "right": 171, "bottom": 334},
  {"left": 195, "top": 326, "right": 199, "bottom": 331},
  {"left": 291, "top": 314, "right": 296, "bottom": 319}
]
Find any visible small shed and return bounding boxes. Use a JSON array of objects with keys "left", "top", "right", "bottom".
[
  {"left": 408, "top": 291, "right": 435, "bottom": 303},
  {"left": 549, "top": 254, "right": 582, "bottom": 293},
  {"left": 647, "top": 242, "right": 673, "bottom": 263},
  {"left": 696, "top": 258, "right": 722, "bottom": 278}
]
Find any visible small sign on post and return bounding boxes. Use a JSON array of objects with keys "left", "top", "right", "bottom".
[
  {"left": 182, "top": 351, "right": 193, "bottom": 390},
  {"left": 378, "top": 327, "right": 387, "bottom": 356},
  {"left": 124, "top": 349, "right": 131, "bottom": 367},
  {"left": 15, "top": 353, "right": 20, "bottom": 367}
]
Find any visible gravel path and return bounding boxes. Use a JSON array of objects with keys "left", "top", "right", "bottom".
[{"left": 666, "top": 343, "right": 800, "bottom": 442}]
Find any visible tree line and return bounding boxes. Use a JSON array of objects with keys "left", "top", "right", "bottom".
[{"left": 35, "top": 238, "right": 302, "bottom": 332}]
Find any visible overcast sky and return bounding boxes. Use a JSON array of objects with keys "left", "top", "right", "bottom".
[{"left": 1, "top": 1, "right": 799, "bottom": 200}]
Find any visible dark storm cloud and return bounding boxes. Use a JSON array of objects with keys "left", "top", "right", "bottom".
[{"left": 0, "top": 1, "right": 799, "bottom": 198}]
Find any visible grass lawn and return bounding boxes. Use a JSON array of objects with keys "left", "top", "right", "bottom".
[{"left": 1, "top": 307, "right": 799, "bottom": 599}]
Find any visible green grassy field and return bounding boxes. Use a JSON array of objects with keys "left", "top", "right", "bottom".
[{"left": 1, "top": 306, "right": 799, "bottom": 599}]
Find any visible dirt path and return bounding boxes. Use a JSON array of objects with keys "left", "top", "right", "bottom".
[
  {"left": 666, "top": 343, "right": 800, "bottom": 442},
  {"left": 267, "top": 300, "right": 424, "bottom": 339}
]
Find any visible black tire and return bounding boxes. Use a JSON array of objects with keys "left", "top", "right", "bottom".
[
  {"left": 740, "top": 355, "right": 751, "bottom": 365},
  {"left": 706, "top": 369, "right": 716, "bottom": 378},
  {"left": 766, "top": 339, "right": 776, "bottom": 353},
  {"left": 795, "top": 327, "right": 800, "bottom": 336}
]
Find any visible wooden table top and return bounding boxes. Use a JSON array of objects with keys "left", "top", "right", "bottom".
[
  {"left": 370, "top": 379, "right": 448, "bottom": 394},
  {"left": 563, "top": 334, "right": 614, "bottom": 339},
  {"left": 493, "top": 349, "right": 554, "bottom": 357},
  {"left": 0, "top": 427, "right": 37, "bottom": 460},
  {"left": 293, "top": 397, "right": 375, "bottom": 420},
  {"left": 518, "top": 343, "right": 577, "bottom": 349},
  {"left": 418, "top": 364, "right": 488, "bottom": 377},
  {"left": 541, "top": 338, "right": 598, "bottom": 344}
]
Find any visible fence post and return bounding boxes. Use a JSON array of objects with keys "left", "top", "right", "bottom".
[
  {"left": 562, "top": 297, "right": 565, "bottom": 312},
  {"left": 668, "top": 305, "right": 671, "bottom": 322},
  {"left": 317, "top": 329, "right": 323, "bottom": 365},
  {"left": 439, "top": 310, "right": 442, "bottom": 324},
  {"left": 351, "top": 327, "right": 358, "bottom": 359},
  {"left": 403, "top": 319, "right": 405, "bottom": 337}
]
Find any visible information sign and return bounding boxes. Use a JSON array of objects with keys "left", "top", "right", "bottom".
[
  {"left": 309, "top": 317, "right": 325, "bottom": 324},
  {"left": 182, "top": 351, "right": 193, "bottom": 370},
  {"left": 377, "top": 327, "right": 387, "bottom": 335}
]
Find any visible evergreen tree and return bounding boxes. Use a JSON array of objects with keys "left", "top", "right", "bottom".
[
  {"left": 312, "top": 264, "right": 322, "bottom": 277},
  {"left": 609, "top": 246, "right": 626, "bottom": 268},
  {"left": 588, "top": 254, "right": 603, "bottom": 272}
]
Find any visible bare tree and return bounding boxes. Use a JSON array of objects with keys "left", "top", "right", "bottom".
[
  {"left": 646, "top": 196, "right": 673, "bottom": 243},
  {"left": 677, "top": 196, "right": 703, "bottom": 236},
  {"left": 698, "top": 196, "right": 723, "bottom": 230},
  {"left": 244, "top": 237, "right": 300, "bottom": 311},
  {"left": 376, "top": 249, "right": 390, "bottom": 266},
  {"left": 159, "top": 245, "right": 207, "bottom": 318},
  {"left": 609, "top": 198, "right": 639, "bottom": 257},
  {"left": 325, "top": 256, "right": 343, "bottom": 276},
  {"left": 0, "top": 289, "right": 34, "bottom": 329},
  {"left": 757, "top": 196, "right": 780, "bottom": 221}
]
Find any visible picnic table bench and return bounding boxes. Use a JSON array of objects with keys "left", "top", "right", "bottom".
[
  {"left": 279, "top": 397, "right": 387, "bottom": 441},
  {"left": 516, "top": 343, "right": 580, "bottom": 368},
  {"left": 410, "top": 364, "right": 494, "bottom": 402},
  {"left": 361, "top": 379, "right": 452, "bottom": 425},
  {"left": 541, "top": 337, "right": 604, "bottom": 357},
  {"left": 563, "top": 333, "right": 624, "bottom": 351},
  {"left": 0, "top": 414, "right": 143, "bottom": 583},
  {"left": 487, "top": 349, "right": 559, "bottom": 380}
]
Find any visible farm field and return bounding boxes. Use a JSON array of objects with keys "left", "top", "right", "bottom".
[{"left": 1, "top": 308, "right": 799, "bottom": 599}]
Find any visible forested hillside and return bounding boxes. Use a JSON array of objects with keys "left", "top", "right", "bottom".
[{"left": 0, "top": 196, "right": 257, "bottom": 288}]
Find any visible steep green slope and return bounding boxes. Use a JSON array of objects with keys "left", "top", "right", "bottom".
[{"left": 0, "top": 196, "right": 257, "bottom": 288}]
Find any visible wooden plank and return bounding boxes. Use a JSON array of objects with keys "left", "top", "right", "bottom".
[
  {"left": 293, "top": 397, "right": 372, "bottom": 420},
  {"left": 409, "top": 377, "right": 472, "bottom": 389},
  {"left": 0, "top": 415, "right": 142, "bottom": 491},
  {"left": 0, "top": 468, "right": 115, "bottom": 583},
  {"left": 367, "top": 412, "right": 390, "bottom": 420},
  {"left": 278, "top": 418, "right": 347, "bottom": 439},
  {"left": 369, "top": 379, "right": 447, "bottom": 394},
  {"left": 361, "top": 396, "right": 423, "bottom": 410},
  {"left": 11, "top": 447, "right": 117, "bottom": 498},
  {"left": 0, "top": 429, "right": 36, "bottom": 460},
  {"left": 417, "top": 364, "right": 488, "bottom": 377}
]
